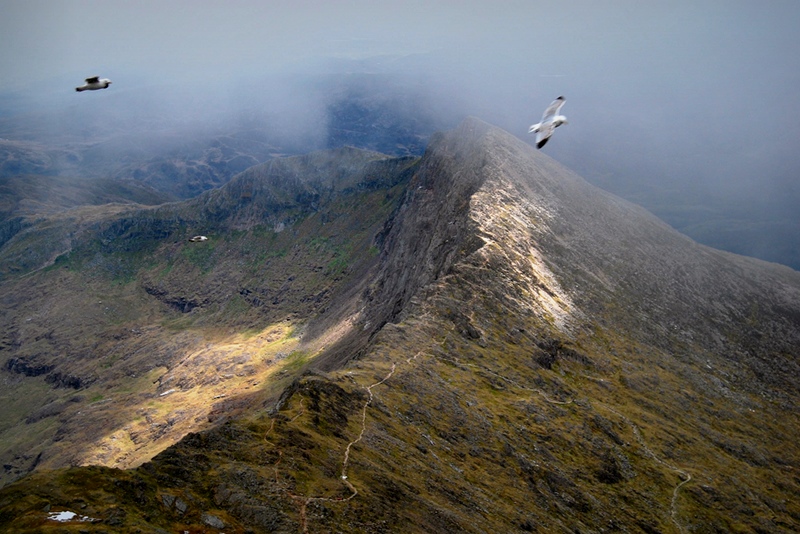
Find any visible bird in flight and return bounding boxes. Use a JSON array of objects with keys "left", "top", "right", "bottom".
[
  {"left": 189, "top": 235, "right": 208, "bottom": 242},
  {"left": 529, "top": 96, "right": 567, "bottom": 148},
  {"left": 75, "top": 76, "right": 112, "bottom": 92}
]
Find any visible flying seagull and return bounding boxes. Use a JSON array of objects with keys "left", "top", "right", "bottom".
[
  {"left": 189, "top": 235, "right": 208, "bottom": 242},
  {"left": 529, "top": 96, "right": 567, "bottom": 149},
  {"left": 75, "top": 76, "right": 112, "bottom": 92}
]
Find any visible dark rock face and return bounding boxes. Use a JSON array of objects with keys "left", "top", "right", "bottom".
[
  {"left": 0, "top": 217, "right": 27, "bottom": 250},
  {"left": 44, "top": 371, "right": 90, "bottom": 389},
  {"left": 364, "top": 121, "right": 492, "bottom": 329},
  {"left": 6, "top": 357, "right": 92, "bottom": 389},
  {"left": 6, "top": 357, "right": 53, "bottom": 377},
  {"left": 143, "top": 285, "right": 205, "bottom": 314}
]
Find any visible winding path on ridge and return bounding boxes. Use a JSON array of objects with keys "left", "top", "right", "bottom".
[
  {"left": 262, "top": 345, "right": 691, "bottom": 533},
  {"left": 601, "top": 403, "right": 692, "bottom": 533},
  {"left": 263, "top": 351, "right": 424, "bottom": 533}
]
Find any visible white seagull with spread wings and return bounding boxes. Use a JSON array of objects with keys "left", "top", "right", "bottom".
[
  {"left": 75, "top": 76, "right": 112, "bottom": 92},
  {"left": 529, "top": 96, "right": 567, "bottom": 148}
]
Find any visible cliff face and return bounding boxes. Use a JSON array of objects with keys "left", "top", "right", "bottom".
[{"left": 1, "top": 119, "right": 799, "bottom": 533}]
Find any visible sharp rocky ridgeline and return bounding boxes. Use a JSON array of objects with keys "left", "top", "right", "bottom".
[{"left": 1, "top": 118, "right": 799, "bottom": 532}]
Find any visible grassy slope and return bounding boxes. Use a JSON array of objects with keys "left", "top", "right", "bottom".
[
  {"left": 1, "top": 123, "right": 799, "bottom": 533},
  {"left": 0, "top": 149, "right": 416, "bottom": 490},
  {"left": 3, "top": 262, "right": 796, "bottom": 532}
]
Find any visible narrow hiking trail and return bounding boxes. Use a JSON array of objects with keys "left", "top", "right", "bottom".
[
  {"left": 602, "top": 404, "right": 692, "bottom": 533},
  {"left": 263, "top": 351, "right": 423, "bottom": 533},
  {"left": 262, "top": 338, "right": 690, "bottom": 533},
  {"left": 263, "top": 347, "right": 573, "bottom": 533}
]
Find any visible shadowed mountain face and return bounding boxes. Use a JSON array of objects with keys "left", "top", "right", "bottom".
[{"left": 1, "top": 119, "right": 799, "bottom": 532}]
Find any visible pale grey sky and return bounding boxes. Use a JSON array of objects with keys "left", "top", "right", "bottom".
[{"left": 1, "top": 0, "right": 540, "bottom": 84}]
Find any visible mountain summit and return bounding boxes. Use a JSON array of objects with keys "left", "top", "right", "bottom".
[{"left": 1, "top": 118, "right": 799, "bottom": 532}]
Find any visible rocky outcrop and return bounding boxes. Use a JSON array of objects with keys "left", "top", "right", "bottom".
[
  {"left": 143, "top": 284, "right": 207, "bottom": 314},
  {"left": 363, "top": 120, "right": 491, "bottom": 328},
  {"left": 6, "top": 357, "right": 53, "bottom": 377},
  {"left": 0, "top": 217, "right": 28, "bottom": 250}
]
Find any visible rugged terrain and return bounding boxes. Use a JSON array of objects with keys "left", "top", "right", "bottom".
[
  {"left": 0, "top": 145, "right": 415, "bottom": 483},
  {"left": 0, "top": 118, "right": 799, "bottom": 532}
]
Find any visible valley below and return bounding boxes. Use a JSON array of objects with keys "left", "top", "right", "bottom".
[{"left": 0, "top": 118, "right": 798, "bottom": 533}]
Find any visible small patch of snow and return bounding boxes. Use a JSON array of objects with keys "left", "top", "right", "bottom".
[
  {"left": 48, "top": 511, "right": 76, "bottom": 522},
  {"left": 47, "top": 510, "right": 96, "bottom": 522}
]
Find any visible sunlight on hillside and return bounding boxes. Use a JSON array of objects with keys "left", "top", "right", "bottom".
[
  {"left": 72, "top": 321, "right": 306, "bottom": 470},
  {"left": 471, "top": 181, "right": 577, "bottom": 333},
  {"left": 70, "top": 305, "right": 366, "bottom": 471}
]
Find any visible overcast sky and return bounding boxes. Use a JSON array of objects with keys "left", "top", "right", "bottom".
[
  {"left": 2, "top": 0, "right": 800, "bottom": 264},
  {"left": 4, "top": 1, "right": 797, "bottom": 85},
  {"left": 4, "top": 1, "right": 798, "bottom": 134}
]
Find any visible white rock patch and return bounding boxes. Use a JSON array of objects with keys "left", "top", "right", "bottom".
[{"left": 47, "top": 510, "right": 97, "bottom": 522}]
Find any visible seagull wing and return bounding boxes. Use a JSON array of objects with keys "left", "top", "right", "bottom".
[
  {"left": 85, "top": 76, "right": 100, "bottom": 84},
  {"left": 535, "top": 123, "right": 555, "bottom": 148},
  {"left": 540, "top": 96, "right": 566, "bottom": 123}
]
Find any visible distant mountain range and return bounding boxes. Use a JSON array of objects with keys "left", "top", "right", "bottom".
[
  {"left": 0, "top": 70, "right": 452, "bottom": 201},
  {"left": 2, "top": 67, "right": 797, "bottom": 272},
  {"left": 0, "top": 119, "right": 798, "bottom": 532}
]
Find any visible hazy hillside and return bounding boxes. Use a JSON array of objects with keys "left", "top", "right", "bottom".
[
  {"left": 1, "top": 119, "right": 798, "bottom": 532},
  {"left": 0, "top": 71, "right": 453, "bottom": 202}
]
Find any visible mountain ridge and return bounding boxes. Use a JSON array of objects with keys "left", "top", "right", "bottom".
[
  {"left": 1, "top": 118, "right": 799, "bottom": 532},
  {"left": 0, "top": 144, "right": 417, "bottom": 486}
]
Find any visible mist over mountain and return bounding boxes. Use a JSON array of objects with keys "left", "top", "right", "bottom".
[
  {"left": 0, "top": 119, "right": 798, "bottom": 532},
  {"left": 1, "top": 3, "right": 800, "bottom": 531},
  {"left": 1, "top": 50, "right": 798, "bottom": 269},
  {"left": 0, "top": 63, "right": 460, "bottom": 201}
]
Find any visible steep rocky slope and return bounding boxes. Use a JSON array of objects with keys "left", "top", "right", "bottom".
[{"left": 1, "top": 119, "right": 799, "bottom": 533}]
